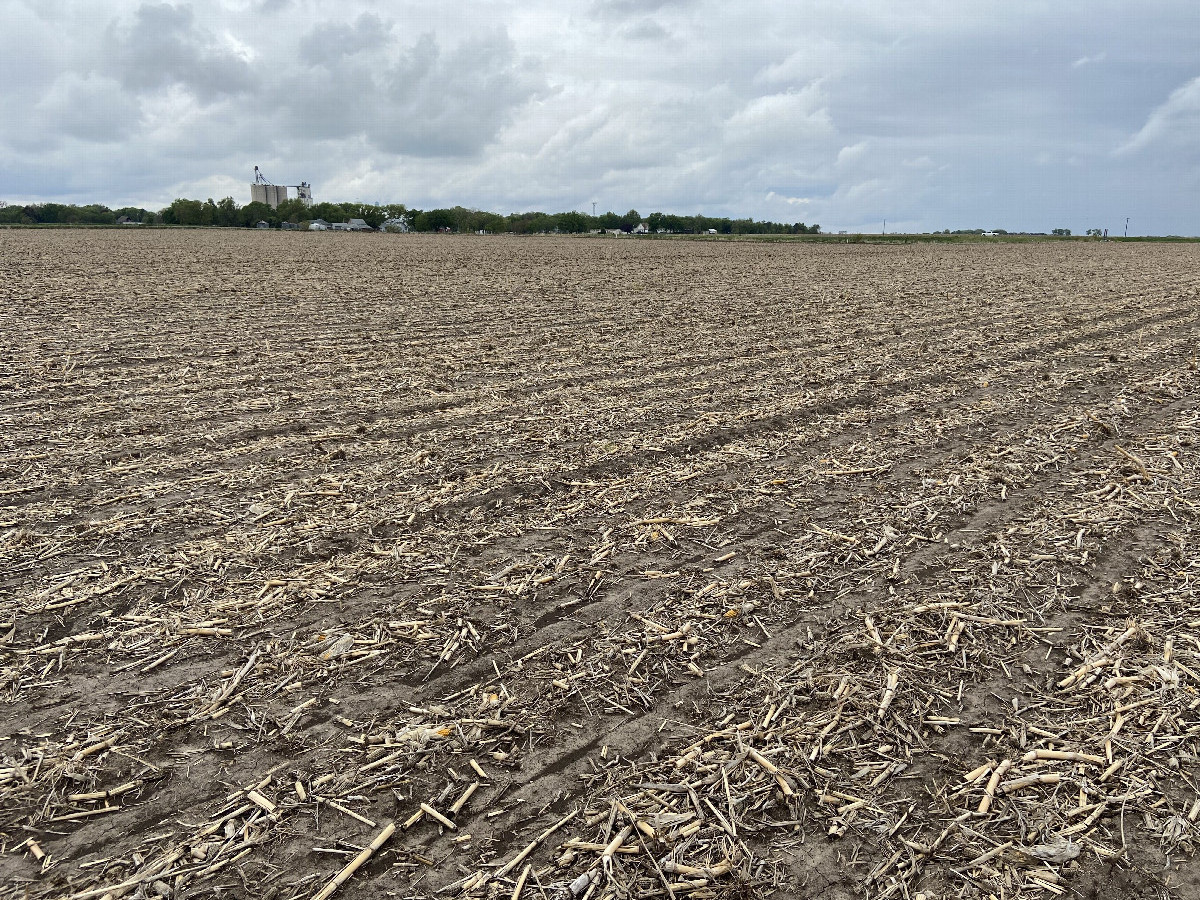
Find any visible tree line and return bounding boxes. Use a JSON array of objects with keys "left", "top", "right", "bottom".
[
  {"left": 1, "top": 199, "right": 820, "bottom": 235},
  {"left": 0, "top": 202, "right": 156, "bottom": 226},
  {"left": 405, "top": 207, "right": 820, "bottom": 235}
]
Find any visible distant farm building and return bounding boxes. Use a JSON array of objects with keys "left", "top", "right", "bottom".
[
  {"left": 309, "top": 219, "right": 330, "bottom": 231},
  {"left": 251, "top": 183, "right": 288, "bottom": 208},
  {"left": 250, "top": 166, "right": 313, "bottom": 209}
]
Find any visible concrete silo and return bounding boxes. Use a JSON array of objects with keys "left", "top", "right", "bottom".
[{"left": 251, "top": 167, "right": 288, "bottom": 208}]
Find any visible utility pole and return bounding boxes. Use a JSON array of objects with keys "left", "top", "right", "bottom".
[
  {"left": 1124, "top": 217, "right": 1130, "bottom": 238},
  {"left": 592, "top": 201, "right": 596, "bottom": 217},
  {"left": 883, "top": 219, "right": 886, "bottom": 235}
]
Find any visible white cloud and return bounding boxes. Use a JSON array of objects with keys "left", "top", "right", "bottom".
[
  {"left": 724, "top": 84, "right": 835, "bottom": 150},
  {"left": 836, "top": 141, "right": 869, "bottom": 169},
  {"left": 1118, "top": 75, "right": 1200, "bottom": 155},
  {"left": 755, "top": 39, "right": 847, "bottom": 87},
  {"left": 765, "top": 192, "right": 811, "bottom": 206}
]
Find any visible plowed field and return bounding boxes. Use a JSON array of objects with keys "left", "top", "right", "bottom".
[{"left": 2, "top": 230, "right": 1199, "bottom": 900}]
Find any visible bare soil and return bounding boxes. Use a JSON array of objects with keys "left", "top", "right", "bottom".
[{"left": 2, "top": 230, "right": 1198, "bottom": 900}]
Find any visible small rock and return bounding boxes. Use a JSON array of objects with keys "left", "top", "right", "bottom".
[
  {"left": 319, "top": 633, "right": 355, "bottom": 660},
  {"left": 1028, "top": 840, "right": 1081, "bottom": 863}
]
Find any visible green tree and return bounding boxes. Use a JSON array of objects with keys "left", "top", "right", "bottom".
[
  {"left": 214, "top": 197, "right": 239, "bottom": 227},
  {"left": 114, "top": 206, "right": 150, "bottom": 223},
  {"left": 76, "top": 204, "right": 116, "bottom": 224},
  {"left": 162, "top": 198, "right": 205, "bottom": 225},
  {"left": 473, "top": 210, "right": 506, "bottom": 233},
  {"left": 273, "top": 198, "right": 309, "bottom": 224},
  {"left": 414, "top": 208, "right": 456, "bottom": 231},
  {"left": 348, "top": 203, "right": 385, "bottom": 228},
  {"left": 449, "top": 206, "right": 476, "bottom": 232},
  {"left": 557, "top": 211, "right": 589, "bottom": 233},
  {"left": 240, "top": 201, "right": 275, "bottom": 227}
]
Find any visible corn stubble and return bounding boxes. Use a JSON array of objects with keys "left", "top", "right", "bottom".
[{"left": 2, "top": 230, "right": 1199, "bottom": 899}]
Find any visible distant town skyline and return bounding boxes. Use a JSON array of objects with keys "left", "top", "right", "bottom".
[{"left": 4, "top": 0, "right": 1199, "bottom": 235}]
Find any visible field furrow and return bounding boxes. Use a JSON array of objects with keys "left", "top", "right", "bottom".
[{"left": 1, "top": 231, "right": 1198, "bottom": 900}]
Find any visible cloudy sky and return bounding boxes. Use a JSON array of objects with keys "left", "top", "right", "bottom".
[{"left": 4, "top": 0, "right": 1199, "bottom": 233}]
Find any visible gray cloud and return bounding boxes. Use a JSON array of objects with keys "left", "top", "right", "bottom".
[
  {"left": 106, "top": 2, "right": 254, "bottom": 100},
  {"left": 2, "top": 0, "right": 1199, "bottom": 234},
  {"left": 280, "top": 25, "right": 548, "bottom": 157},
  {"left": 32, "top": 74, "right": 142, "bottom": 146},
  {"left": 590, "top": 0, "right": 691, "bottom": 20},
  {"left": 299, "top": 13, "right": 391, "bottom": 67},
  {"left": 618, "top": 20, "right": 670, "bottom": 42}
]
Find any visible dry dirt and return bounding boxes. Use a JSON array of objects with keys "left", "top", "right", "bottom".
[{"left": 1, "top": 229, "right": 1199, "bottom": 900}]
